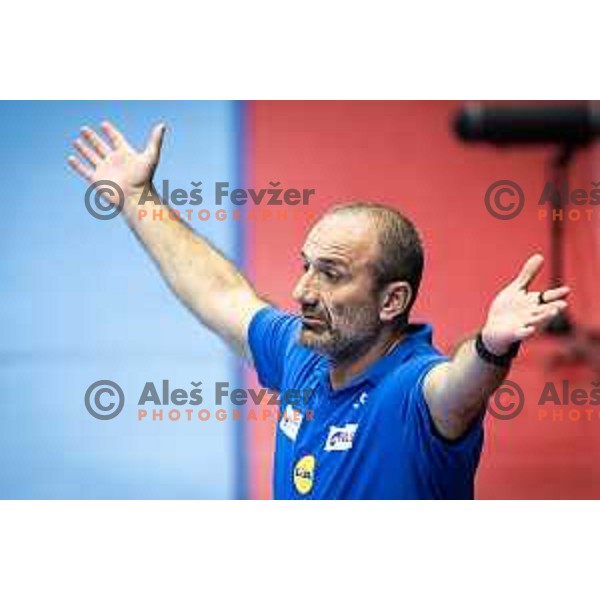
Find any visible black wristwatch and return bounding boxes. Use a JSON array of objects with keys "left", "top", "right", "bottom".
[{"left": 475, "top": 332, "right": 521, "bottom": 367}]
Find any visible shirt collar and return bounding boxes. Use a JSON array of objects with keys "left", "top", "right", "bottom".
[{"left": 316, "top": 323, "right": 434, "bottom": 394}]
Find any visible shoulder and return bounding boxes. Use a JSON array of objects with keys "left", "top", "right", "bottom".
[
  {"left": 385, "top": 353, "right": 449, "bottom": 398},
  {"left": 248, "top": 305, "right": 301, "bottom": 347},
  {"left": 371, "top": 324, "right": 450, "bottom": 413},
  {"left": 387, "top": 324, "right": 449, "bottom": 384}
]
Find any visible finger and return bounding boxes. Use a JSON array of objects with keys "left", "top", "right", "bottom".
[
  {"left": 67, "top": 155, "right": 93, "bottom": 182},
  {"left": 100, "top": 121, "right": 128, "bottom": 150},
  {"left": 514, "top": 253, "right": 544, "bottom": 290},
  {"left": 530, "top": 300, "right": 568, "bottom": 318},
  {"left": 547, "top": 299, "right": 568, "bottom": 311},
  {"left": 526, "top": 302, "right": 567, "bottom": 325},
  {"left": 539, "top": 286, "right": 571, "bottom": 303},
  {"left": 80, "top": 126, "right": 111, "bottom": 158},
  {"left": 526, "top": 312, "right": 556, "bottom": 328},
  {"left": 73, "top": 138, "right": 100, "bottom": 166},
  {"left": 144, "top": 123, "right": 167, "bottom": 163}
]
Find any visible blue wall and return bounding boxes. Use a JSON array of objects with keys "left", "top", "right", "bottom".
[{"left": 0, "top": 101, "right": 243, "bottom": 498}]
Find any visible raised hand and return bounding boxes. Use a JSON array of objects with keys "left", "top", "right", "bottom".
[
  {"left": 481, "top": 254, "right": 571, "bottom": 355},
  {"left": 68, "top": 121, "right": 166, "bottom": 203}
]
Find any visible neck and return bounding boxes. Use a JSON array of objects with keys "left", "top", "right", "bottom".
[{"left": 329, "top": 328, "right": 406, "bottom": 390}]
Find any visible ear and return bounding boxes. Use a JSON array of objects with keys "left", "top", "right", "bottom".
[{"left": 379, "top": 281, "right": 412, "bottom": 325}]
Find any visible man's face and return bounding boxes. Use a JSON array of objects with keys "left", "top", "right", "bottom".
[{"left": 292, "top": 213, "right": 383, "bottom": 361}]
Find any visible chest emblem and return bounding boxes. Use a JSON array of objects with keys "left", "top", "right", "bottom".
[
  {"left": 293, "top": 454, "right": 316, "bottom": 495},
  {"left": 280, "top": 404, "right": 303, "bottom": 441},
  {"left": 324, "top": 423, "right": 358, "bottom": 452}
]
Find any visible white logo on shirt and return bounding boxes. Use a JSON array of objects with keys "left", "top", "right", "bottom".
[
  {"left": 353, "top": 391, "right": 368, "bottom": 409},
  {"left": 324, "top": 423, "right": 358, "bottom": 452},
  {"left": 280, "top": 405, "right": 303, "bottom": 441}
]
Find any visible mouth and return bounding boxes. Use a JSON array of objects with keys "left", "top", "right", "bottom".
[{"left": 301, "top": 314, "right": 328, "bottom": 329}]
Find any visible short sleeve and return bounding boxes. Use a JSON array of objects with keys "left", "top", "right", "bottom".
[{"left": 248, "top": 306, "right": 300, "bottom": 390}]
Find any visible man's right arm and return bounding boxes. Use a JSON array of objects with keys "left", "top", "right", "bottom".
[
  {"left": 68, "top": 121, "right": 268, "bottom": 363},
  {"left": 122, "top": 190, "right": 268, "bottom": 361}
]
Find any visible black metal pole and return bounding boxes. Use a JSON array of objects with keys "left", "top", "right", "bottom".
[{"left": 544, "top": 145, "right": 575, "bottom": 335}]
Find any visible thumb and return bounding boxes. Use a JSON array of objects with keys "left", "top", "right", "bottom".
[{"left": 144, "top": 122, "right": 167, "bottom": 164}]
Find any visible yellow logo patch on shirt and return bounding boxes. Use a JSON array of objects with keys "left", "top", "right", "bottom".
[{"left": 293, "top": 454, "right": 316, "bottom": 495}]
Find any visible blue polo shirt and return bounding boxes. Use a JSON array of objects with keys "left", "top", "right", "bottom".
[{"left": 248, "top": 306, "right": 484, "bottom": 500}]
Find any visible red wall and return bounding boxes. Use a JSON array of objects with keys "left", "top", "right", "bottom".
[{"left": 245, "top": 100, "right": 600, "bottom": 499}]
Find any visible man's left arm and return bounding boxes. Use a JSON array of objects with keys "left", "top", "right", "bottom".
[{"left": 423, "top": 254, "right": 570, "bottom": 441}]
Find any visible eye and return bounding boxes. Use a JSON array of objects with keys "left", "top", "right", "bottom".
[
  {"left": 322, "top": 270, "right": 340, "bottom": 282},
  {"left": 302, "top": 261, "right": 310, "bottom": 273}
]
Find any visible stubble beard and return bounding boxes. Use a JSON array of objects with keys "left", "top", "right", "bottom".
[{"left": 298, "top": 303, "right": 382, "bottom": 363}]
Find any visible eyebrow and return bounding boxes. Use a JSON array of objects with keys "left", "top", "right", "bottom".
[{"left": 300, "top": 251, "right": 350, "bottom": 270}]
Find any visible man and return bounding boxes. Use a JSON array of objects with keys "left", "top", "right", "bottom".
[{"left": 68, "top": 121, "right": 570, "bottom": 499}]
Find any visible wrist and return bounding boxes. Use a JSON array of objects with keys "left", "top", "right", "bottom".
[
  {"left": 480, "top": 327, "right": 512, "bottom": 356},
  {"left": 123, "top": 183, "right": 162, "bottom": 216},
  {"left": 476, "top": 330, "right": 521, "bottom": 368}
]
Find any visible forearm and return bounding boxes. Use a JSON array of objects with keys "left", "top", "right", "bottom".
[
  {"left": 424, "top": 335, "right": 511, "bottom": 439},
  {"left": 120, "top": 187, "right": 264, "bottom": 348},
  {"left": 442, "top": 336, "right": 510, "bottom": 415}
]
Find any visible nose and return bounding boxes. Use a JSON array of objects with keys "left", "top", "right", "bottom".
[{"left": 292, "top": 269, "right": 319, "bottom": 306}]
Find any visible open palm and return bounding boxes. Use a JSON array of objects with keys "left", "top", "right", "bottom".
[
  {"left": 68, "top": 121, "right": 166, "bottom": 202},
  {"left": 482, "top": 254, "right": 570, "bottom": 354}
]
